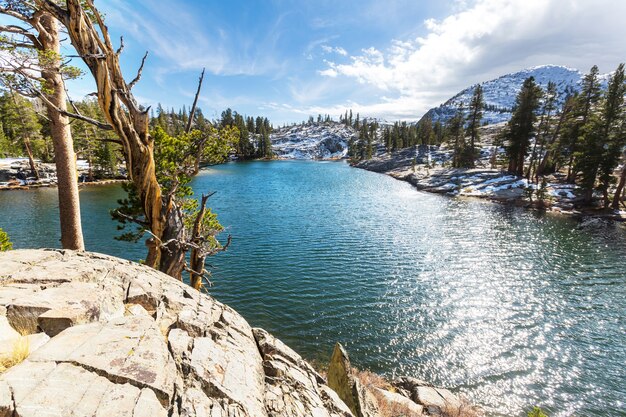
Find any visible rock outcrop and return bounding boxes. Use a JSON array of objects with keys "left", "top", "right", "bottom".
[
  {"left": 0, "top": 249, "right": 354, "bottom": 417},
  {"left": 0, "top": 249, "right": 477, "bottom": 417},
  {"left": 271, "top": 123, "right": 356, "bottom": 159},
  {"left": 327, "top": 343, "right": 379, "bottom": 417}
]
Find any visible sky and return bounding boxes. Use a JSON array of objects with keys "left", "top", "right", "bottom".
[{"left": 60, "top": 0, "right": 626, "bottom": 125}]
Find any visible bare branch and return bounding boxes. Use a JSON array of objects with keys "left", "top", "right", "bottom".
[
  {"left": 84, "top": 0, "right": 114, "bottom": 51},
  {"left": 33, "top": 1, "right": 69, "bottom": 24},
  {"left": 201, "top": 234, "right": 232, "bottom": 257},
  {"left": 185, "top": 67, "right": 205, "bottom": 133},
  {"left": 128, "top": 51, "right": 148, "bottom": 90},
  {"left": 99, "top": 138, "right": 123, "bottom": 145},
  {"left": 116, "top": 36, "right": 124, "bottom": 55},
  {"left": 0, "top": 24, "right": 34, "bottom": 40},
  {"left": 0, "top": 7, "right": 30, "bottom": 23},
  {"left": 112, "top": 209, "right": 148, "bottom": 227},
  {"left": 66, "top": 53, "right": 106, "bottom": 59}
]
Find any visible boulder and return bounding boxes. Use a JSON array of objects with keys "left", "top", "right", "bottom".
[
  {"left": 254, "top": 328, "right": 353, "bottom": 417},
  {"left": 372, "top": 388, "right": 424, "bottom": 416},
  {"left": 392, "top": 376, "right": 470, "bottom": 416}
]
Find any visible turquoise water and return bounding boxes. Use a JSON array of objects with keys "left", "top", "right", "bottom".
[{"left": 1, "top": 160, "right": 625, "bottom": 417}]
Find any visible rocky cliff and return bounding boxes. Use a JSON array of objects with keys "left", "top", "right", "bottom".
[
  {"left": 271, "top": 123, "right": 356, "bottom": 159},
  {"left": 0, "top": 250, "right": 473, "bottom": 417}
]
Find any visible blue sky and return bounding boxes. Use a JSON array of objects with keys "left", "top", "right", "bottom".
[{"left": 63, "top": 0, "right": 626, "bottom": 125}]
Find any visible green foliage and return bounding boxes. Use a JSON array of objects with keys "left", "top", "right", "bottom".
[
  {"left": 113, "top": 124, "right": 233, "bottom": 247},
  {"left": 0, "top": 92, "right": 48, "bottom": 160},
  {"left": 461, "top": 84, "right": 484, "bottom": 168},
  {"left": 572, "top": 63, "right": 626, "bottom": 203},
  {"left": 527, "top": 406, "right": 548, "bottom": 417},
  {"left": 536, "top": 177, "right": 550, "bottom": 203},
  {"left": 0, "top": 228, "right": 12, "bottom": 252},
  {"left": 182, "top": 197, "right": 224, "bottom": 257},
  {"left": 447, "top": 109, "right": 466, "bottom": 168},
  {"left": 152, "top": 126, "right": 197, "bottom": 198},
  {"left": 0, "top": 33, "right": 82, "bottom": 96},
  {"left": 69, "top": 98, "right": 121, "bottom": 178},
  {"left": 505, "top": 76, "right": 543, "bottom": 176}
]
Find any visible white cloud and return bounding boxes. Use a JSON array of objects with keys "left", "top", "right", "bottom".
[
  {"left": 319, "top": 0, "right": 626, "bottom": 119},
  {"left": 321, "top": 45, "right": 349, "bottom": 56}
]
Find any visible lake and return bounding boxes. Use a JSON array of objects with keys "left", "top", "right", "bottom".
[{"left": 0, "top": 160, "right": 624, "bottom": 417}]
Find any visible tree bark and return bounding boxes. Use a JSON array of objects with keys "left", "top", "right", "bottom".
[
  {"left": 185, "top": 68, "right": 205, "bottom": 134},
  {"left": 39, "top": 13, "right": 84, "bottom": 251},
  {"left": 40, "top": 0, "right": 184, "bottom": 277},
  {"left": 23, "top": 138, "right": 40, "bottom": 180},
  {"left": 189, "top": 194, "right": 209, "bottom": 290},
  {"left": 612, "top": 164, "right": 626, "bottom": 210}
]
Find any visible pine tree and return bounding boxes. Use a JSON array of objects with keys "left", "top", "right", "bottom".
[
  {"left": 576, "top": 63, "right": 626, "bottom": 204},
  {"left": 505, "top": 77, "right": 543, "bottom": 176},
  {"left": 447, "top": 109, "right": 465, "bottom": 168},
  {"left": 527, "top": 81, "right": 557, "bottom": 180},
  {"left": 464, "top": 84, "right": 484, "bottom": 167},
  {"left": 564, "top": 66, "right": 602, "bottom": 182},
  {"left": 263, "top": 129, "right": 272, "bottom": 159},
  {"left": 0, "top": 92, "right": 44, "bottom": 178},
  {"left": 418, "top": 116, "right": 434, "bottom": 146}
]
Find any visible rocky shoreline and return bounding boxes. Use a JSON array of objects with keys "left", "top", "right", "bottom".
[
  {"left": 354, "top": 144, "right": 626, "bottom": 223},
  {"left": 0, "top": 158, "right": 125, "bottom": 191},
  {"left": 0, "top": 249, "right": 478, "bottom": 417}
]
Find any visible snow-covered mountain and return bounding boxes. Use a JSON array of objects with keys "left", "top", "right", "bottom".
[
  {"left": 422, "top": 65, "right": 608, "bottom": 125},
  {"left": 271, "top": 123, "right": 357, "bottom": 159}
]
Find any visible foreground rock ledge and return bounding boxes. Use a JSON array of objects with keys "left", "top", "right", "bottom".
[{"left": 0, "top": 250, "right": 474, "bottom": 417}]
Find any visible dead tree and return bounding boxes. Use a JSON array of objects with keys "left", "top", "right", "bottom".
[
  {"left": 38, "top": 0, "right": 224, "bottom": 280},
  {"left": 188, "top": 193, "right": 231, "bottom": 291}
]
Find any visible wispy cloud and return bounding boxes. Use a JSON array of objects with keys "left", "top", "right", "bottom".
[
  {"left": 321, "top": 45, "right": 348, "bottom": 56},
  {"left": 103, "top": 0, "right": 289, "bottom": 77}
]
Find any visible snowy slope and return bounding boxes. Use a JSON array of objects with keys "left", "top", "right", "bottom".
[
  {"left": 422, "top": 65, "right": 608, "bottom": 125},
  {"left": 271, "top": 123, "right": 357, "bottom": 159}
]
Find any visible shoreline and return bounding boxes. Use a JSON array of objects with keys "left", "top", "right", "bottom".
[
  {"left": 352, "top": 159, "right": 626, "bottom": 223},
  {"left": 0, "top": 178, "right": 126, "bottom": 191}
]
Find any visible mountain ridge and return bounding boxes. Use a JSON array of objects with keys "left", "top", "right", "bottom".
[{"left": 420, "top": 64, "right": 610, "bottom": 126}]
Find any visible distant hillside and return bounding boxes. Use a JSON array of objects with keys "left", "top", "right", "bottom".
[
  {"left": 271, "top": 122, "right": 357, "bottom": 159},
  {"left": 421, "top": 65, "right": 609, "bottom": 125}
]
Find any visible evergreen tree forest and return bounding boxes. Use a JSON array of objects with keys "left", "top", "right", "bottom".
[
  {"left": 344, "top": 63, "right": 626, "bottom": 209},
  {"left": 0, "top": 92, "right": 277, "bottom": 181},
  {"left": 503, "top": 64, "right": 626, "bottom": 208}
]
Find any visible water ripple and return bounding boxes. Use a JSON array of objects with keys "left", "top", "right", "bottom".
[{"left": 1, "top": 160, "right": 625, "bottom": 417}]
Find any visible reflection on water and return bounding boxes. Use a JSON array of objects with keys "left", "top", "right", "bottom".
[{"left": 1, "top": 161, "right": 625, "bottom": 417}]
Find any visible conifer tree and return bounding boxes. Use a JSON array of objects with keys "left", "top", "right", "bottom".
[
  {"left": 465, "top": 84, "right": 484, "bottom": 167},
  {"left": 505, "top": 77, "right": 542, "bottom": 176},
  {"left": 447, "top": 109, "right": 465, "bottom": 168},
  {"left": 527, "top": 81, "right": 557, "bottom": 180},
  {"left": 576, "top": 63, "right": 626, "bottom": 204},
  {"left": 418, "top": 116, "right": 434, "bottom": 146},
  {"left": 564, "top": 66, "right": 602, "bottom": 182},
  {"left": 0, "top": 2, "right": 86, "bottom": 250},
  {"left": 0, "top": 227, "right": 11, "bottom": 251}
]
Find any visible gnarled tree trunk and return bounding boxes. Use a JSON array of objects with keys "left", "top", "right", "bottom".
[{"left": 40, "top": 0, "right": 184, "bottom": 277}]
